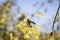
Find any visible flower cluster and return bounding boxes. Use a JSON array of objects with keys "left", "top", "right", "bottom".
[{"left": 16, "top": 19, "right": 40, "bottom": 40}]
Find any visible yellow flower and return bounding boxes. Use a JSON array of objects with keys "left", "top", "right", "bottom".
[
  {"left": 28, "top": 30, "right": 33, "bottom": 35},
  {"left": 21, "top": 27, "right": 29, "bottom": 34},
  {"left": 47, "top": 35, "right": 54, "bottom": 40},
  {"left": 35, "top": 32, "right": 40, "bottom": 35},
  {"left": 16, "top": 22, "right": 24, "bottom": 28},
  {"left": 13, "top": 36, "right": 19, "bottom": 40},
  {"left": 52, "top": 35, "right": 54, "bottom": 38},
  {"left": 36, "top": 26, "right": 40, "bottom": 30},
  {"left": 24, "top": 19, "right": 27, "bottom": 23},
  {"left": 21, "top": 29, "right": 26, "bottom": 34},
  {"left": 31, "top": 27, "right": 35, "bottom": 31},
  {"left": 34, "top": 36, "right": 39, "bottom": 39},
  {"left": 16, "top": 24, "right": 21, "bottom": 28},
  {"left": 10, "top": 33, "right": 13, "bottom": 40},
  {"left": 24, "top": 34, "right": 30, "bottom": 39},
  {"left": 50, "top": 37, "right": 54, "bottom": 40},
  {"left": 50, "top": 35, "right": 54, "bottom": 40},
  {"left": 23, "top": 23, "right": 27, "bottom": 26},
  {"left": 22, "top": 19, "right": 27, "bottom": 26},
  {"left": 0, "top": 19, "right": 5, "bottom": 23},
  {"left": 28, "top": 27, "right": 35, "bottom": 35}
]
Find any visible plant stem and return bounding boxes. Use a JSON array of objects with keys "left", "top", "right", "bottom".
[{"left": 52, "top": 3, "right": 60, "bottom": 40}]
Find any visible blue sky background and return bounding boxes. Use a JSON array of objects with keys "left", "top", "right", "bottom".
[{"left": 0, "top": 0, "right": 60, "bottom": 33}]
